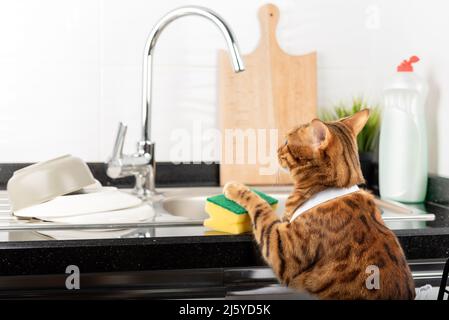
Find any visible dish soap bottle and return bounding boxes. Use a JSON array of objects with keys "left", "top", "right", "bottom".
[{"left": 379, "top": 56, "right": 428, "bottom": 203}]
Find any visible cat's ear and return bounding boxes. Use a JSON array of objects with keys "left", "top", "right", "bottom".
[
  {"left": 341, "top": 109, "right": 370, "bottom": 136},
  {"left": 310, "top": 119, "right": 330, "bottom": 150}
]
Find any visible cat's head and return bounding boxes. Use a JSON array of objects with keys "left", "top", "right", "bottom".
[{"left": 278, "top": 109, "right": 370, "bottom": 188}]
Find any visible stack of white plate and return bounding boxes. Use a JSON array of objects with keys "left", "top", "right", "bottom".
[
  {"left": 7, "top": 155, "right": 155, "bottom": 226},
  {"left": 13, "top": 186, "right": 155, "bottom": 224}
]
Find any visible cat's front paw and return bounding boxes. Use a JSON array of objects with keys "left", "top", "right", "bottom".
[{"left": 223, "top": 181, "right": 250, "bottom": 203}]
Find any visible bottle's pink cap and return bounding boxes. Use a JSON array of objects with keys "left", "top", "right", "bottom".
[{"left": 397, "top": 56, "right": 420, "bottom": 72}]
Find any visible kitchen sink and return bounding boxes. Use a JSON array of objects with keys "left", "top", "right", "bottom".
[{"left": 0, "top": 186, "right": 436, "bottom": 235}]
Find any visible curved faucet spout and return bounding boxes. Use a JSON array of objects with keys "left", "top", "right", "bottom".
[
  {"left": 108, "top": 6, "right": 245, "bottom": 198},
  {"left": 141, "top": 6, "right": 245, "bottom": 143}
]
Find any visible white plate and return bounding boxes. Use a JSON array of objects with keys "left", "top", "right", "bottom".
[
  {"left": 39, "top": 203, "right": 155, "bottom": 224},
  {"left": 14, "top": 188, "right": 141, "bottom": 219}
]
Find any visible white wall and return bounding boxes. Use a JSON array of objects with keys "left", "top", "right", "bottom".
[{"left": 0, "top": 0, "right": 448, "bottom": 176}]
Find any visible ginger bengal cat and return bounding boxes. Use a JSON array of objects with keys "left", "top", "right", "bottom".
[{"left": 223, "top": 109, "right": 415, "bottom": 300}]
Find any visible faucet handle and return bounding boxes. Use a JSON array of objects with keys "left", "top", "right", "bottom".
[
  {"left": 107, "top": 122, "right": 128, "bottom": 179},
  {"left": 111, "top": 122, "right": 127, "bottom": 160}
]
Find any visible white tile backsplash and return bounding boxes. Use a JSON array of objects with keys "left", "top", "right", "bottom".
[{"left": 0, "top": 0, "right": 448, "bottom": 176}]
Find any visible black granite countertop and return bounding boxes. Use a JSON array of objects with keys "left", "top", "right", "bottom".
[
  {"left": 0, "top": 222, "right": 448, "bottom": 277},
  {"left": 0, "top": 163, "right": 448, "bottom": 277}
]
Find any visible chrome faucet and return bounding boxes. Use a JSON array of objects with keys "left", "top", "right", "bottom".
[{"left": 107, "top": 6, "right": 245, "bottom": 198}]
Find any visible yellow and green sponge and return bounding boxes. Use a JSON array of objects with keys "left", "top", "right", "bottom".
[{"left": 204, "top": 189, "right": 278, "bottom": 235}]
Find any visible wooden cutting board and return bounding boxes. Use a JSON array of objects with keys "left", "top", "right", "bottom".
[{"left": 218, "top": 3, "right": 317, "bottom": 185}]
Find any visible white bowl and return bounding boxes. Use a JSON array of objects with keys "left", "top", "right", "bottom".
[{"left": 7, "top": 154, "right": 96, "bottom": 211}]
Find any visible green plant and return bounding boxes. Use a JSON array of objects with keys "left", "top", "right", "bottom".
[{"left": 319, "top": 97, "right": 381, "bottom": 153}]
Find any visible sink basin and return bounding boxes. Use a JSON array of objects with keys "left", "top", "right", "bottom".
[{"left": 161, "top": 187, "right": 290, "bottom": 220}]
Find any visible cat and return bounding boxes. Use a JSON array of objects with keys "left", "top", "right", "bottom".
[{"left": 223, "top": 109, "right": 415, "bottom": 300}]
